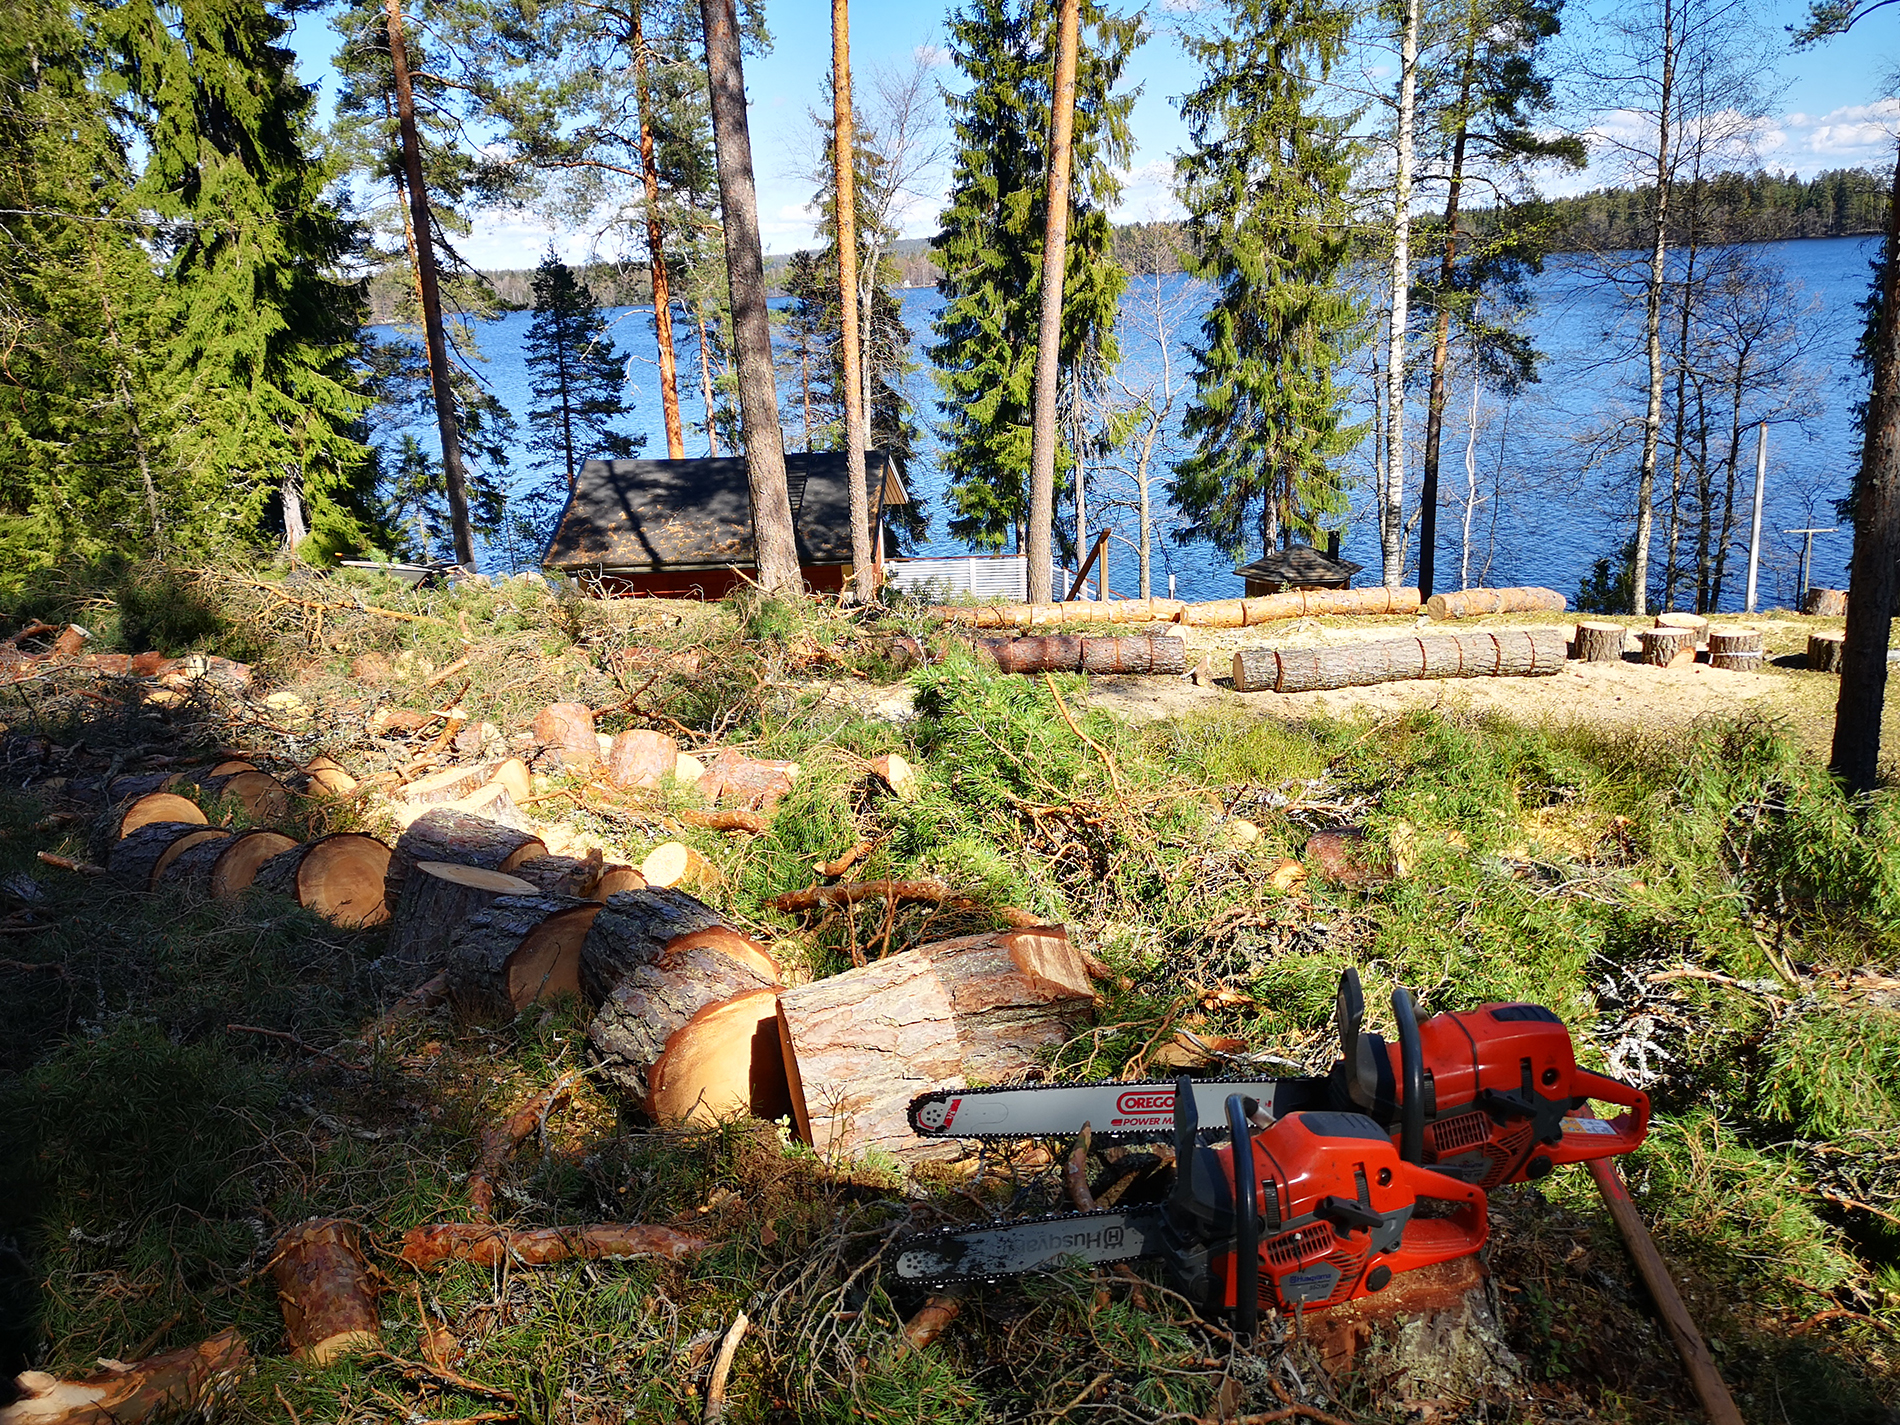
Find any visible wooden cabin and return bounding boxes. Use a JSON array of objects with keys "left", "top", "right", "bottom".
[
  {"left": 1234, "top": 539, "right": 1362, "bottom": 597},
  {"left": 542, "top": 450, "right": 908, "bottom": 598}
]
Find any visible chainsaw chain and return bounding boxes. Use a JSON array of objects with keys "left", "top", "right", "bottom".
[
  {"left": 891, "top": 1206, "right": 1166, "bottom": 1285},
  {"left": 905, "top": 1075, "right": 1316, "bottom": 1142}
]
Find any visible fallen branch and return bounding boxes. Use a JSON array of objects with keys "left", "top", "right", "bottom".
[
  {"left": 0, "top": 1328, "right": 249, "bottom": 1425},
  {"left": 424, "top": 657, "right": 469, "bottom": 689},
  {"left": 680, "top": 807, "right": 769, "bottom": 835},
  {"left": 399, "top": 1223, "right": 710, "bottom": 1272},
  {"left": 814, "top": 839, "right": 875, "bottom": 879},
  {"left": 36, "top": 851, "right": 104, "bottom": 876},
  {"left": 468, "top": 1074, "right": 578, "bottom": 1220},
  {"left": 898, "top": 1291, "right": 963, "bottom": 1352},
  {"left": 702, "top": 1311, "right": 748, "bottom": 1425},
  {"left": 370, "top": 1353, "right": 514, "bottom": 1403},
  {"left": 227, "top": 1024, "right": 370, "bottom": 1074},
  {"left": 1043, "top": 674, "right": 1126, "bottom": 799},
  {"left": 767, "top": 879, "right": 963, "bottom": 914}
]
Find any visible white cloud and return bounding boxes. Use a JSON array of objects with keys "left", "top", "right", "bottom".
[
  {"left": 1111, "top": 158, "right": 1182, "bottom": 222},
  {"left": 913, "top": 43, "right": 951, "bottom": 69}
]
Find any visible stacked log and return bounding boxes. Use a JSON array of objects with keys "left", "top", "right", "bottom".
[
  {"left": 1423, "top": 587, "right": 1567, "bottom": 620},
  {"left": 254, "top": 834, "right": 393, "bottom": 928},
  {"left": 1231, "top": 628, "right": 1567, "bottom": 694},
  {"left": 387, "top": 862, "right": 539, "bottom": 974},
  {"left": 1803, "top": 588, "right": 1848, "bottom": 617},
  {"left": 384, "top": 809, "right": 545, "bottom": 914},
  {"left": 403, "top": 763, "right": 496, "bottom": 805},
  {"left": 89, "top": 793, "right": 205, "bottom": 864},
  {"left": 1181, "top": 586, "right": 1421, "bottom": 629},
  {"left": 776, "top": 925, "right": 1095, "bottom": 1162},
  {"left": 192, "top": 769, "right": 289, "bottom": 822},
  {"left": 978, "top": 634, "right": 1186, "bottom": 675},
  {"left": 937, "top": 597, "right": 1187, "bottom": 628},
  {"left": 1572, "top": 622, "right": 1628, "bottom": 663},
  {"left": 161, "top": 828, "right": 298, "bottom": 898},
  {"left": 1707, "top": 625, "right": 1764, "bottom": 671},
  {"left": 106, "top": 822, "right": 226, "bottom": 890},
  {"left": 590, "top": 866, "right": 647, "bottom": 899},
  {"left": 447, "top": 894, "right": 604, "bottom": 1016},
  {"left": 511, "top": 852, "right": 603, "bottom": 898},
  {"left": 1808, "top": 631, "right": 1846, "bottom": 673},
  {"left": 1639, "top": 628, "right": 1696, "bottom": 668}
]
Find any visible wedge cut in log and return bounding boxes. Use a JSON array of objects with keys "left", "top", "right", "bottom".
[
  {"left": 606, "top": 730, "right": 678, "bottom": 788},
  {"left": 534, "top": 702, "right": 596, "bottom": 769},
  {"left": 579, "top": 887, "right": 779, "bottom": 1001},
  {"left": 385, "top": 809, "right": 546, "bottom": 914},
  {"left": 510, "top": 852, "right": 603, "bottom": 898},
  {"left": 388, "top": 862, "right": 538, "bottom": 975},
  {"left": 640, "top": 841, "right": 722, "bottom": 891},
  {"left": 107, "top": 822, "right": 223, "bottom": 890},
  {"left": 1232, "top": 628, "right": 1567, "bottom": 694},
  {"left": 254, "top": 833, "right": 393, "bottom": 928},
  {"left": 0, "top": 1328, "right": 249, "bottom": 1425},
  {"left": 448, "top": 895, "right": 604, "bottom": 1016},
  {"left": 979, "top": 634, "right": 1187, "bottom": 675},
  {"left": 400, "top": 1222, "right": 709, "bottom": 1272},
  {"left": 194, "top": 770, "right": 288, "bottom": 823},
  {"left": 166, "top": 828, "right": 299, "bottom": 898},
  {"left": 403, "top": 763, "right": 495, "bottom": 806},
  {"left": 269, "top": 1219, "right": 380, "bottom": 1366},
  {"left": 1808, "top": 630, "right": 1846, "bottom": 673},
  {"left": 1706, "top": 625, "right": 1764, "bottom": 671},
  {"left": 697, "top": 749, "right": 799, "bottom": 810},
  {"left": 303, "top": 754, "right": 358, "bottom": 796},
  {"left": 89, "top": 793, "right": 205, "bottom": 864},
  {"left": 776, "top": 926, "right": 1096, "bottom": 1162},
  {"left": 1572, "top": 622, "right": 1627, "bottom": 663},
  {"left": 487, "top": 756, "right": 532, "bottom": 805},
  {"left": 589, "top": 865, "right": 646, "bottom": 900},
  {"left": 1803, "top": 587, "right": 1848, "bottom": 617},
  {"left": 1639, "top": 627, "right": 1696, "bottom": 668},
  {"left": 1423, "top": 586, "right": 1567, "bottom": 620}
]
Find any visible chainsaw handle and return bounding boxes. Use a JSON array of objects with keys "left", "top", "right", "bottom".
[
  {"left": 1389, "top": 1160, "right": 1490, "bottom": 1269},
  {"left": 1549, "top": 1068, "right": 1651, "bottom": 1164},
  {"left": 1392, "top": 987, "right": 1424, "bottom": 1166}
]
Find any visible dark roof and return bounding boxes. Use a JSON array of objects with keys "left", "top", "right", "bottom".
[
  {"left": 543, "top": 450, "right": 907, "bottom": 572},
  {"left": 1234, "top": 545, "right": 1364, "bottom": 583}
]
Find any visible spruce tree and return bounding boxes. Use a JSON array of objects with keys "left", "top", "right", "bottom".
[
  {"left": 929, "top": 0, "right": 1141, "bottom": 550},
  {"left": 524, "top": 251, "right": 643, "bottom": 503},
  {"left": 1170, "top": 0, "right": 1364, "bottom": 559}
]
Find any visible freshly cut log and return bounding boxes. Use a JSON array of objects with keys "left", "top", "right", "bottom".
[
  {"left": 148, "top": 828, "right": 233, "bottom": 888},
  {"left": 1232, "top": 628, "right": 1567, "bottom": 693},
  {"left": 867, "top": 753, "right": 917, "bottom": 801},
  {"left": 192, "top": 829, "right": 298, "bottom": 898},
  {"left": 487, "top": 756, "right": 532, "bottom": 804},
  {"left": 589, "top": 865, "right": 646, "bottom": 899},
  {"left": 1639, "top": 627, "right": 1697, "bottom": 668},
  {"left": 194, "top": 769, "right": 288, "bottom": 823},
  {"left": 107, "top": 822, "right": 222, "bottom": 890},
  {"left": 1707, "top": 625, "right": 1764, "bottom": 670},
  {"left": 206, "top": 759, "right": 257, "bottom": 777},
  {"left": 254, "top": 833, "right": 393, "bottom": 928},
  {"left": 385, "top": 809, "right": 545, "bottom": 914},
  {"left": 511, "top": 852, "right": 602, "bottom": 898},
  {"left": 400, "top": 1222, "right": 709, "bottom": 1272},
  {"left": 447, "top": 894, "right": 603, "bottom": 1016},
  {"left": 303, "top": 754, "right": 358, "bottom": 796},
  {"left": 1423, "top": 586, "right": 1567, "bottom": 620},
  {"left": 269, "top": 1219, "right": 380, "bottom": 1366},
  {"left": 534, "top": 701, "right": 597, "bottom": 769},
  {"left": 578, "top": 887, "right": 779, "bottom": 1001},
  {"left": 1655, "top": 612, "right": 1709, "bottom": 644},
  {"left": 1573, "top": 622, "right": 1628, "bottom": 663},
  {"left": 776, "top": 926, "right": 1096, "bottom": 1162},
  {"left": 1808, "top": 630, "right": 1846, "bottom": 673},
  {"left": 936, "top": 597, "right": 1187, "bottom": 628},
  {"left": 698, "top": 749, "right": 799, "bottom": 810},
  {"left": 1803, "top": 587, "right": 1848, "bottom": 617},
  {"left": 640, "top": 841, "right": 722, "bottom": 891},
  {"left": 979, "top": 634, "right": 1186, "bottom": 675},
  {"left": 606, "top": 729, "right": 679, "bottom": 788},
  {"left": 403, "top": 763, "right": 495, "bottom": 805},
  {"left": 445, "top": 780, "right": 531, "bottom": 832},
  {"left": 0, "top": 1328, "right": 248, "bottom": 1425},
  {"left": 88, "top": 793, "right": 205, "bottom": 864},
  {"left": 1181, "top": 586, "right": 1422, "bottom": 629},
  {"left": 388, "top": 862, "right": 539, "bottom": 975}
]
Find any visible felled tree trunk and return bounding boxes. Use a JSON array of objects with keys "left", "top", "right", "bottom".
[
  {"left": 1572, "top": 622, "right": 1627, "bottom": 663},
  {"left": 1182, "top": 587, "right": 1422, "bottom": 629},
  {"left": 254, "top": 834, "right": 393, "bottom": 928},
  {"left": 269, "top": 1219, "right": 381, "bottom": 1366},
  {"left": 0, "top": 1328, "right": 249, "bottom": 1425},
  {"left": 640, "top": 841, "right": 722, "bottom": 890},
  {"left": 447, "top": 894, "right": 603, "bottom": 1016},
  {"left": 88, "top": 793, "right": 205, "bottom": 864},
  {"left": 192, "top": 770, "right": 288, "bottom": 822},
  {"left": 776, "top": 925, "right": 1095, "bottom": 1162},
  {"left": 400, "top": 1223, "right": 709, "bottom": 1272},
  {"left": 388, "top": 862, "right": 539, "bottom": 975},
  {"left": 1707, "top": 626, "right": 1764, "bottom": 671},
  {"left": 160, "top": 828, "right": 297, "bottom": 898},
  {"left": 578, "top": 887, "right": 779, "bottom": 1001},
  {"left": 1803, "top": 587, "right": 1848, "bottom": 617},
  {"left": 534, "top": 702, "right": 596, "bottom": 769},
  {"left": 510, "top": 853, "right": 603, "bottom": 898},
  {"left": 1423, "top": 586, "right": 1567, "bottom": 620},
  {"left": 402, "top": 763, "right": 495, "bottom": 805},
  {"left": 107, "top": 823, "right": 225, "bottom": 891},
  {"left": 1232, "top": 629, "right": 1567, "bottom": 694},
  {"left": 606, "top": 730, "right": 678, "bottom": 788},
  {"left": 1809, "top": 631, "right": 1846, "bottom": 673},
  {"left": 698, "top": 749, "right": 798, "bottom": 810},
  {"left": 1639, "top": 627, "right": 1696, "bottom": 668},
  {"left": 937, "top": 596, "right": 1187, "bottom": 628},
  {"left": 979, "top": 634, "right": 1187, "bottom": 675},
  {"left": 385, "top": 809, "right": 545, "bottom": 915}
]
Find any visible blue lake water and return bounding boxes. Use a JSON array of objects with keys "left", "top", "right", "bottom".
[{"left": 416, "top": 233, "right": 1876, "bottom": 609}]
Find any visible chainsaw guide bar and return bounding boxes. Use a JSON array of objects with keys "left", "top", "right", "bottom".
[
  {"left": 906, "top": 1075, "right": 1329, "bottom": 1142},
  {"left": 893, "top": 1207, "right": 1170, "bottom": 1284}
]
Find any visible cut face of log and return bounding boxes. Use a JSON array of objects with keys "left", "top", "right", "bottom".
[
  {"left": 579, "top": 887, "right": 779, "bottom": 1002},
  {"left": 447, "top": 894, "right": 600, "bottom": 1016},
  {"left": 389, "top": 862, "right": 539, "bottom": 976},
  {"left": 0, "top": 1328, "right": 249, "bottom": 1425},
  {"left": 207, "top": 759, "right": 257, "bottom": 777},
  {"left": 448, "top": 780, "right": 532, "bottom": 832},
  {"left": 1423, "top": 586, "right": 1567, "bottom": 620},
  {"left": 255, "top": 834, "right": 393, "bottom": 928},
  {"left": 148, "top": 828, "right": 230, "bottom": 888},
  {"left": 534, "top": 702, "right": 597, "bottom": 769},
  {"left": 90, "top": 793, "right": 206, "bottom": 864},
  {"left": 488, "top": 756, "right": 532, "bottom": 804},
  {"left": 589, "top": 866, "right": 647, "bottom": 900},
  {"left": 197, "top": 770, "right": 289, "bottom": 823},
  {"left": 269, "top": 1218, "right": 380, "bottom": 1366},
  {"left": 1572, "top": 622, "right": 1627, "bottom": 663},
  {"left": 649, "top": 987, "right": 792, "bottom": 1124},
  {"left": 868, "top": 753, "right": 916, "bottom": 801},
  {"left": 640, "top": 841, "right": 722, "bottom": 890},
  {"left": 1655, "top": 612, "right": 1709, "bottom": 644},
  {"left": 1808, "top": 630, "right": 1846, "bottom": 673},
  {"left": 303, "top": 755, "right": 358, "bottom": 796},
  {"left": 776, "top": 926, "right": 1096, "bottom": 1162},
  {"left": 675, "top": 752, "right": 705, "bottom": 785},
  {"left": 607, "top": 729, "right": 679, "bottom": 788},
  {"left": 208, "top": 829, "right": 299, "bottom": 897},
  {"left": 1639, "top": 627, "right": 1697, "bottom": 669},
  {"left": 107, "top": 822, "right": 222, "bottom": 890},
  {"left": 386, "top": 809, "right": 547, "bottom": 915}
]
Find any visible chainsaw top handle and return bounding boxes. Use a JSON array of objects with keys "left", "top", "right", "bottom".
[
  {"left": 1392, "top": 986, "right": 1424, "bottom": 1166},
  {"left": 1553, "top": 1066, "right": 1652, "bottom": 1163}
]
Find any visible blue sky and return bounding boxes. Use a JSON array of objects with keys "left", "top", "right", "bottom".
[{"left": 292, "top": 0, "right": 1900, "bottom": 269}]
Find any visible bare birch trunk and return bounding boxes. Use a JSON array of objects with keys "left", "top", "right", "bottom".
[
  {"left": 1632, "top": 0, "right": 1678, "bottom": 617},
  {"left": 1380, "top": 0, "right": 1421, "bottom": 590},
  {"left": 833, "top": 0, "right": 875, "bottom": 602}
]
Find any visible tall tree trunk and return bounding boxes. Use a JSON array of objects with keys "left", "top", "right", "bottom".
[
  {"left": 633, "top": 4, "right": 686, "bottom": 459},
  {"left": 1024, "top": 0, "right": 1080, "bottom": 605},
  {"left": 1632, "top": 0, "right": 1677, "bottom": 616},
  {"left": 1380, "top": 0, "right": 1421, "bottom": 590},
  {"left": 1832, "top": 138, "right": 1900, "bottom": 790},
  {"left": 832, "top": 0, "right": 874, "bottom": 602},
  {"left": 282, "top": 467, "right": 308, "bottom": 551},
  {"left": 386, "top": 0, "right": 475, "bottom": 568},
  {"left": 700, "top": 0, "right": 801, "bottom": 593},
  {"left": 696, "top": 307, "right": 719, "bottom": 456}
]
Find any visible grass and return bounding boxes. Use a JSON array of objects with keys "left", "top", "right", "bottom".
[{"left": 0, "top": 563, "right": 1895, "bottom": 1422}]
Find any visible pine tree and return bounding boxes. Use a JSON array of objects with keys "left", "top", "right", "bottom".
[
  {"left": 929, "top": 0, "right": 1141, "bottom": 551},
  {"left": 1171, "top": 0, "right": 1364, "bottom": 559},
  {"left": 524, "top": 250, "right": 643, "bottom": 505}
]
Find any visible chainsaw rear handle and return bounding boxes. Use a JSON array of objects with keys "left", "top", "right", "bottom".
[
  {"left": 1550, "top": 1068, "right": 1651, "bottom": 1163},
  {"left": 1392, "top": 987, "right": 1424, "bottom": 1165},
  {"left": 1388, "top": 1160, "right": 1489, "bottom": 1271}
]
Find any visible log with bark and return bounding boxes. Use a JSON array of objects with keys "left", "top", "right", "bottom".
[
  {"left": 303, "top": 754, "right": 358, "bottom": 796},
  {"left": 1232, "top": 628, "right": 1567, "bottom": 693},
  {"left": 578, "top": 887, "right": 779, "bottom": 1001},
  {"left": 1655, "top": 611, "right": 1710, "bottom": 644},
  {"left": 776, "top": 925, "right": 1095, "bottom": 1161},
  {"left": 640, "top": 841, "right": 722, "bottom": 891},
  {"left": 697, "top": 749, "right": 799, "bottom": 810},
  {"left": 88, "top": 793, "right": 205, "bottom": 864},
  {"left": 192, "top": 769, "right": 288, "bottom": 823},
  {"left": 510, "top": 852, "right": 603, "bottom": 898},
  {"left": 534, "top": 702, "right": 597, "bottom": 769},
  {"left": 1423, "top": 586, "right": 1567, "bottom": 620},
  {"left": 1803, "top": 587, "right": 1848, "bottom": 617},
  {"left": 402, "top": 763, "right": 496, "bottom": 806},
  {"left": 866, "top": 753, "right": 916, "bottom": 801},
  {"left": 1808, "top": 630, "right": 1846, "bottom": 673},
  {"left": 1639, "top": 627, "right": 1697, "bottom": 669},
  {"left": 254, "top": 833, "right": 393, "bottom": 928},
  {"left": 589, "top": 866, "right": 647, "bottom": 900},
  {"left": 0, "top": 1328, "right": 249, "bottom": 1425},
  {"left": 160, "top": 828, "right": 298, "bottom": 898},
  {"left": 447, "top": 894, "right": 604, "bottom": 1017},
  {"left": 399, "top": 1223, "right": 709, "bottom": 1272},
  {"left": 388, "top": 862, "right": 540, "bottom": 975},
  {"left": 106, "top": 822, "right": 226, "bottom": 890},
  {"left": 1176, "top": 587, "right": 1418, "bottom": 629},
  {"left": 1706, "top": 625, "right": 1764, "bottom": 671},
  {"left": 1572, "top": 622, "right": 1628, "bottom": 663},
  {"left": 978, "top": 634, "right": 1187, "bottom": 676},
  {"left": 268, "top": 1218, "right": 381, "bottom": 1366},
  {"left": 606, "top": 730, "right": 679, "bottom": 788},
  {"left": 384, "top": 809, "right": 546, "bottom": 914}
]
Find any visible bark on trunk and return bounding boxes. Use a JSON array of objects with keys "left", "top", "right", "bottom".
[
  {"left": 1232, "top": 628, "right": 1567, "bottom": 694},
  {"left": 400, "top": 1223, "right": 708, "bottom": 1272},
  {"left": 832, "top": 0, "right": 875, "bottom": 603},
  {"left": 1381, "top": 0, "right": 1421, "bottom": 590},
  {"left": 1809, "top": 631, "right": 1846, "bottom": 673},
  {"left": 160, "top": 828, "right": 297, "bottom": 898},
  {"left": 402, "top": 763, "right": 496, "bottom": 806},
  {"left": 937, "top": 596, "right": 1187, "bottom": 627},
  {"left": 447, "top": 894, "right": 603, "bottom": 1017},
  {"left": 1639, "top": 627, "right": 1696, "bottom": 668},
  {"left": 578, "top": 887, "right": 778, "bottom": 1001},
  {"left": 1804, "top": 588, "right": 1848, "bottom": 617},
  {"left": 1182, "top": 587, "right": 1423, "bottom": 628},
  {"left": 509, "top": 853, "right": 603, "bottom": 898},
  {"left": 698, "top": 749, "right": 799, "bottom": 810},
  {"left": 1422, "top": 586, "right": 1566, "bottom": 620},
  {"left": 1572, "top": 623, "right": 1628, "bottom": 663},
  {"left": 0, "top": 1329, "right": 248, "bottom": 1425},
  {"left": 978, "top": 634, "right": 1187, "bottom": 675},
  {"left": 269, "top": 1219, "right": 381, "bottom": 1367},
  {"left": 255, "top": 834, "right": 394, "bottom": 929},
  {"left": 88, "top": 793, "right": 205, "bottom": 865},
  {"left": 1632, "top": 0, "right": 1679, "bottom": 617},
  {"left": 385, "top": 809, "right": 545, "bottom": 915},
  {"left": 534, "top": 702, "right": 597, "bottom": 770},
  {"left": 700, "top": 0, "right": 801, "bottom": 593},
  {"left": 777, "top": 925, "right": 1095, "bottom": 1162},
  {"left": 1655, "top": 611, "right": 1709, "bottom": 644},
  {"left": 1024, "top": 0, "right": 1080, "bottom": 606},
  {"left": 388, "top": 862, "right": 540, "bottom": 976},
  {"left": 632, "top": 4, "right": 686, "bottom": 460},
  {"left": 606, "top": 730, "right": 678, "bottom": 788},
  {"left": 1706, "top": 626, "right": 1763, "bottom": 670},
  {"left": 108, "top": 823, "right": 227, "bottom": 891}
]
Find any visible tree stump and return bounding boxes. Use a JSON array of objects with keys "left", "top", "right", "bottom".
[
  {"left": 88, "top": 793, "right": 205, "bottom": 864},
  {"left": 268, "top": 1219, "right": 381, "bottom": 1366},
  {"left": 1655, "top": 611, "right": 1709, "bottom": 645},
  {"left": 641, "top": 841, "right": 722, "bottom": 891},
  {"left": 698, "top": 749, "right": 799, "bottom": 810},
  {"left": 776, "top": 926, "right": 1096, "bottom": 1162},
  {"left": 1639, "top": 627, "right": 1696, "bottom": 668},
  {"left": 606, "top": 730, "right": 679, "bottom": 788},
  {"left": 0, "top": 1328, "right": 249, "bottom": 1425},
  {"left": 1808, "top": 630, "right": 1846, "bottom": 673},
  {"left": 534, "top": 702, "right": 597, "bottom": 769},
  {"left": 385, "top": 862, "right": 538, "bottom": 975},
  {"left": 1803, "top": 587, "right": 1848, "bottom": 617},
  {"left": 193, "top": 770, "right": 289, "bottom": 823},
  {"left": 164, "top": 828, "right": 299, "bottom": 898},
  {"left": 1572, "top": 622, "right": 1627, "bottom": 663},
  {"left": 1422, "top": 586, "right": 1567, "bottom": 620},
  {"left": 447, "top": 894, "right": 605, "bottom": 1017},
  {"left": 106, "top": 823, "right": 224, "bottom": 890},
  {"left": 511, "top": 853, "right": 603, "bottom": 898},
  {"left": 385, "top": 809, "right": 545, "bottom": 915},
  {"left": 254, "top": 834, "right": 393, "bottom": 928},
  {"left": 1707, "top": 625, "right": 1764, "bottom": 670},
  {"left": 590, "top": 866, "right": 647, "bottom": 899},
  {"left": 402, "top": 763, "right": 495, "bottom": 805},
  {"left": 578, "top": 887, "right": 779, "bottom": 1002}
]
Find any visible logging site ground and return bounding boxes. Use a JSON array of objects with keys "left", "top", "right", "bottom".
[{"left": 0, "top": 563, "right": 1897, "bottom": 1425}]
